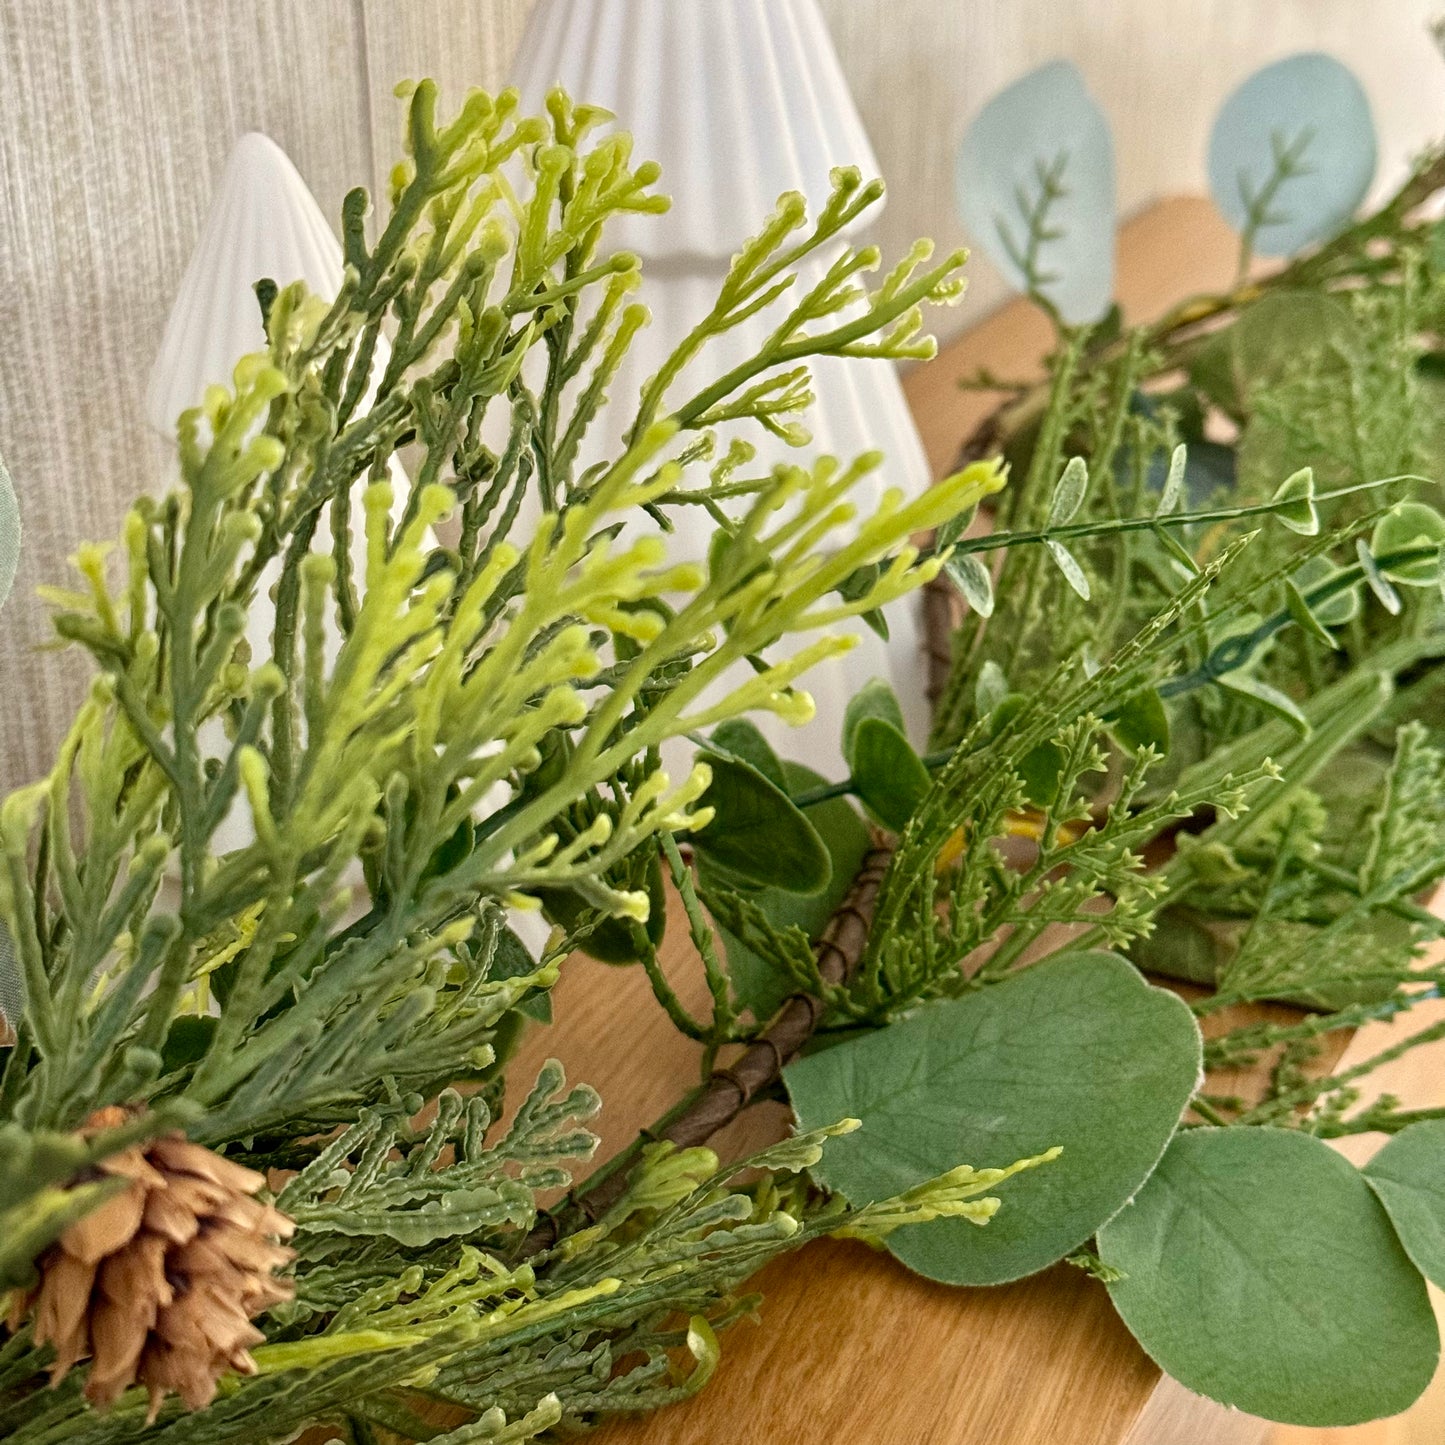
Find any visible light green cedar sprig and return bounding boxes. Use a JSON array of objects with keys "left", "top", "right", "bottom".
[{"left": 0, "top": 79, "right": 1017, "bottom": 1439}]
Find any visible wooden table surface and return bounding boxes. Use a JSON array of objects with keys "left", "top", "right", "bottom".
[{"left": 504, "top": 198, "right": 1445, "bottom": 1445}]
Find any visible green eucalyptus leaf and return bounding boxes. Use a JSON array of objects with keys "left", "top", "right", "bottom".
[
  {"left": 709, "top": 762, "right": 871, "bottom": 1022},
  {"left": 946, "top": 551, "right": 994, "bottom": 617},
  {"left": 842, "top": 679, "right": 906, "bottom": 772},
  {"left": 1362, "top": 1120, "right": 1445, "bottom": 1290},
  {"left": 1100, "top": 1128, "right": 1437, "bottom": 1427},
  {"left": 1372, "top": 502, "right": 1445, "bottom": 586},
  {"left": 1048, "top": 455, "right": 1089, "bottom": 526},
  {"left": 1217, "top": 672, "right": 1309, "bottom": 733},
  {"left": 1103, "top": 687, "right": 1170, "bottom": 756},
  {"left": 1190, "top": 292, "right": 1355, "bottom": 415},
  {"left": 786, "top": 950, "right": 1202, "bottom": 1284},
  {"left": 1270, "top": 466, "right": 1318, "bottom": 535},
  {"left": 709, "top": 719, "right": 787, "bottom": 790},
  {"left": 1046, "top": 538, "right": 1091, "bottom": 599},
  {"left": 693, "top": 752, "right": 830, "bottom": 894},
  {"left": 850, "top": 717, "right": 931, "bottom": 832}
]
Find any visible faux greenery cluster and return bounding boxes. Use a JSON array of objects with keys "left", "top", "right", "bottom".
[{"left": 4, "top": 72, "right": 1445, "bottom": 1441}]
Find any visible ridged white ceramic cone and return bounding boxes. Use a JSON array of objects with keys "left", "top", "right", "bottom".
[
  {"left": 511, "top": 0, "right": 883, "bottom": 264},
  {"left": 511, "top": 2, "right": 934, "bottom": 769}
]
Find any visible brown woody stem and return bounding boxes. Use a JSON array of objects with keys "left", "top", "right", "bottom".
[{"left": 523, "top": 844, "right": 893, "bottom": 1254}]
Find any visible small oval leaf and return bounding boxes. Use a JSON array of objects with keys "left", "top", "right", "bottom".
[
  {"left": 1046, "top": 538, "right": 1091, "bottom": 599},
  {"left": 1208, "top": 53, "right": 1377, "bottom": 258},
  {"left": 1363, "top": 1119, "right": 1445, "bottom": 1291},
  {"left": 851, "top": 717, "right": 931, "bottom": 832},
  {"left": 1104, "top": 687, "right": 1170, "bottom": 756},
  {"left": 946, "top": 551, "right": 995, "bottom": 617},
  {"left": 1048, "top": 455, "right": 1089, "bottom": 526}
]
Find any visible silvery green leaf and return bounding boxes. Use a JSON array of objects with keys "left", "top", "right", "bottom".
[
  {"left": 946, "top": 551, "right": 994, "bottom": 616},
  {"left": 1156, "top": 444, "right": 1187, "bottom": 517},
  {"left": 1046, "top": 539, "right": 1090, "bottom": 600},
  {"left": 954, "top": 61, "right": 1116, "bottom": 323},
  {"left": 1208, "top": 53, "right": 1377, "bottom": 257},
  {"left": 1271, "top": 466, "right": 1318, "bottom": 535},
  {"left": 1357, "top": 538, "right": 1403, "bottom": 615},
  {"left": 1048, "top": 455, "right": 1089, "bottom": 526}
]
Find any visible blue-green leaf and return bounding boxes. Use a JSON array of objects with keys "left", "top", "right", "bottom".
[
  {"left": 1217, "top": 672, "right": 1309, "bottom": 733},
  {"left": 1356, "top": 537, "right": 1403, "bottom": 615},
  {"left": 709, "top": 719, "right": 787, "bottom": 790},
  {"left": 787, "top": 951, "right": 1202, "bottom": 1284},
  {"left": 1104, "top": 687, "right": 1170, "bottom": 755},
  {"left": 1208, "top": 53, "right": 1377, "bottom": 257},
  {"left": 954, "top": 61, "right": 1116, "bottom": 323},
  {"left": 1100, "top": 1128, "right": 1437, "bottom": 1427},
  {"left": 709, "top": 762, "right": 871, "bottom": 1022}
]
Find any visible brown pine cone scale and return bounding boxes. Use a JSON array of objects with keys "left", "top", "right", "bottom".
[{"left": 6, "top": 1109, "right": 295, "bottom": 1421}]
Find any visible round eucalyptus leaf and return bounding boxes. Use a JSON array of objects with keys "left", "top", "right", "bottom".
[
  {"left": 954, "top": 60, "right": 1116, "bottom": 323},
  {"left": 692, "top": 752, "right": 830, "bottom": 894},
  {"left": 1372, "top": 502, "right": 1445, "bottom": 586},
  {"left": 786, "top": 950, "right": 1202, "bottom": 1284},
  {"left": 1100, "top": 1127, "right": 1437, "bottom": 1427},
  {"left": 850, "top": 717, "right": 930, "bottom": 833},
  {"left": 1208, "top": 54, "right": 1377, "bottom": 258},
  {"left": 706, "top": 761, "right": 870, "bottom": 1023},
  {"left": 1363, "top": 1119, "right": 1445, "bottom": 1290}
]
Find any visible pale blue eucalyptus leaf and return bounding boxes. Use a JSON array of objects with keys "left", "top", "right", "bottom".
[
  {"left": 955, "top": 60, "right": 1116, "bottom": 323},
  {"left": 1208, "top": 53, "right": 1377, "bottom": 258}
]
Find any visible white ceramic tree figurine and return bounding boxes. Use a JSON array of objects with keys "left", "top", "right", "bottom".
[{"left": 511, "top": 0, "right": 936, "bottom": 766}]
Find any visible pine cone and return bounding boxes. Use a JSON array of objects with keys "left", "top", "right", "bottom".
[{"left": 6, "top": 1108, "right": 295, "bottom": 1420}]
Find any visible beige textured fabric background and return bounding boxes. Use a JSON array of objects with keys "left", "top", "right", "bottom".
[{"left": 1, "top": 0, "right": 1442, "bottom": 788}]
